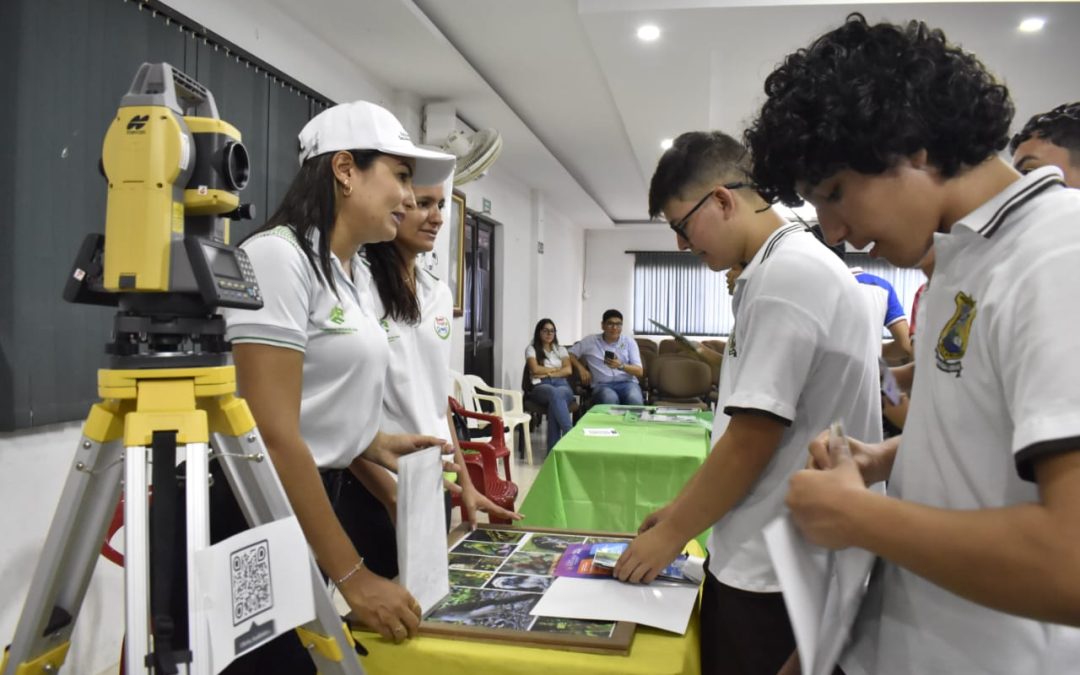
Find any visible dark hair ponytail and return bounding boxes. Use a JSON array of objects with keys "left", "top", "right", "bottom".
[{"left": 363, "top": 241, "right": 421, "bottom": 324}]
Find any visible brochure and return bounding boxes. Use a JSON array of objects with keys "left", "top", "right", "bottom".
[
  {"left": 555, "top": 543, "right": 704, "bottom": 585},
  {"left": 623, "top": 409, "right": 712, "bottom": 430},
  {"left": 583, "top": 427, "right": 619, "bottom": 437},
  {"left": 648, "top": 319, "right": 698, "bottom": 351},
  {"left": 654, "top": 405, "right": 700, "bottom": 413},
  {"left": 604, "top": 405, "right": 652, "bottom": 414}
]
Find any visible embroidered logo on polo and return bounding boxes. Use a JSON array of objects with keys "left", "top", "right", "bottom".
[
  {"left": 935, "top": 292, "right": 977, "bottom": 376},
  {"left": 329, "top": 305, "right": 346, "bottom": 324},
  {"left": 379, "top": 318, "right": 400, "bottom": 343},
  {"left": 320, "top": 304, "right": 358, "bottom": 334},
  {"left": 727, "top": 324, "right": 738, "bottom": 357},
  {"left": 434, "top": 316, "right": 451, "bottom": 340}
]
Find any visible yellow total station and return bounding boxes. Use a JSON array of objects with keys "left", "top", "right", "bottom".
[{"left": 100, "top": 64, "right": 250, "bottom": 295}]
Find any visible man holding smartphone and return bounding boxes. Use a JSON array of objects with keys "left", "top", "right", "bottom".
[{"left": 569, "top": 309, "right": 645, "bottom": 405}]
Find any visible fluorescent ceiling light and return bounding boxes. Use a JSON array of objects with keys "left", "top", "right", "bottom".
[
  {"left": 1018, "top": 17, "right": 1045, "bottom": 33},
  {"left": 660, "top": 138, "right": 673, "bottom": 150},
  {"left": 637, "top": 24, "right": 660, "bottom": 42}
]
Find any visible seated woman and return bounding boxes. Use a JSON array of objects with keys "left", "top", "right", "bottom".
[{"left": 525, "top": 319, "right": 575, "bottom": 450}]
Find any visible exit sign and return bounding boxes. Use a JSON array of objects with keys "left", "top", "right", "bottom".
[{"left": 482, "top": 198, "right": 492, "bottom": 214}]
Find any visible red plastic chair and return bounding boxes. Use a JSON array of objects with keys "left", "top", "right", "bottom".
[
  {"left": 448, "top": 396, "right": 512, "bottom": 481},
  {"left": 448, "top": 397, "right": 519, "bottom": 524}
]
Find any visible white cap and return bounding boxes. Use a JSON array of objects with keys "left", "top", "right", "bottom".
[{"left": 298, "top": 101, "right": 456, "bottom": 186}]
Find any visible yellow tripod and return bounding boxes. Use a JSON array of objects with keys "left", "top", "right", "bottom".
[{"left": 2, "top": 366, "right": 365, "bottom": 674}]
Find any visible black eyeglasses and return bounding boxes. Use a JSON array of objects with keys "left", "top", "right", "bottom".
[{"left": 669, "top": 182, "right": 765, "bottom": 241}]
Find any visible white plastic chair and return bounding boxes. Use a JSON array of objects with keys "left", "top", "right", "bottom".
[
  {"left": 465, "top": 374, "right": 534, "bottom": 466},
  {"left": 449, "top": 371, "right": 491, "bottom": 434},
  {"left": 449, "top": 370, "right": 534, "bottom": 465}
]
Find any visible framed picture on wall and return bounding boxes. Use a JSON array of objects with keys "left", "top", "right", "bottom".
[{"left": 449, "top": 190, "right": 466, "bottom": 317}]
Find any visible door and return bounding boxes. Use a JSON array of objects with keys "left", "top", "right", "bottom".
[{"left": 463, "top": 212, "right": 496, "bottom": 384}]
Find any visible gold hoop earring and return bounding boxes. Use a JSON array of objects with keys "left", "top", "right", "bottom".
[{"left": 342, "top": 181, "right": 353, "bottom": 197}]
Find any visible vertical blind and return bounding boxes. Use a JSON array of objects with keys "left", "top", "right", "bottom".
[
  {"left": 632, "top": 251, "right": 927, "bottom": 338},
  {"left": 633, "top": 252, "right": 735, "bottom": 336}
]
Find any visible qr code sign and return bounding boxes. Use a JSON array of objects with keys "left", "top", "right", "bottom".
[{"left": 230, "top": 539, "right": 274, "bottom": 626}]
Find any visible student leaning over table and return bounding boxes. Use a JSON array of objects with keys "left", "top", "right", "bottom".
[
  {"left": 214, "top": 101, "right": 456, "bottom": 672},
  {"left": 342, "top": 180, "right": 521, "bottom": 564},
  {"left": 614, "top": 130, "right": 882, "bottom": 675},
  {"left": 746, "top": 13, "right": 1080, "bottom": 675}
]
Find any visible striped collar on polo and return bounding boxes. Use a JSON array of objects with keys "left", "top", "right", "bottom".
[{"left": 952, "top": 165, "right": 1067, "bottom": 240}]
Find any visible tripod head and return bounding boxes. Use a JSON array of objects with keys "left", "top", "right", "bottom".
[{"left": 65, "top": 63, "right": 263, "bottom": 368}]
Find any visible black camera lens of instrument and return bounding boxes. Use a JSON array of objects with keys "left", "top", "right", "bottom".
[{"left": 223, "top": 141, "right": 250, "bottom": 191}]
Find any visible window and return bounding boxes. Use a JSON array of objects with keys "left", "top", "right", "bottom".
[
  {"left": 632, "top": 251, "right": 926, "bottom": 338},
  {"left": 632, "top": 252, "right": 734, "bottom": 336}
]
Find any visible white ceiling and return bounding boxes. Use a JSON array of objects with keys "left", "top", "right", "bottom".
[{"left": 275, "top": 0, "right": 1080, "bottom": 227}]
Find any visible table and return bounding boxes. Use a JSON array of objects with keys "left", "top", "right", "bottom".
[
  {"left": 354, "top": 540, "right": 704, "bottom": 675},
  {"left": 518, "top": 405, "right": 712, "bottom": 542}
]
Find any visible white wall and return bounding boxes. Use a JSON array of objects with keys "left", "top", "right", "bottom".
[
  {"left": 459, "top": 174, "right": 583, "bottom": 390},
  {"left": 537, "top": 196, "right": 584, "bottom": 343},
  {"left": 581, "top": 227, "right": 678, "bottom": 336}
]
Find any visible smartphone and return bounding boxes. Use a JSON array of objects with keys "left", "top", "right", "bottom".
[{"left": 604, "top": 350, "right": 616, "bottom": 361}]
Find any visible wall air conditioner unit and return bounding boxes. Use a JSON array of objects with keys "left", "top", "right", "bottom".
[{"left": 423, "top": 102, "right": 502, "bottom": 186}]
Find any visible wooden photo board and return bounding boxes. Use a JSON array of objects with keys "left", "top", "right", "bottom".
[{"left": 419, "top": 524, "right": 637, "bottom": 655}]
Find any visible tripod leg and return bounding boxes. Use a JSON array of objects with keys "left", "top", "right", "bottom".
[
  {"left": 3, "top": 405, "right": 126, "bottom": 675},
  {"left": 183, "top": 440, "right": 212, "bottom": 675},
  {"left": 119, "top": 444, "right": 151, "bottom": 675},
  {"left": 212, "top": 430, "right": 366, "bottom": 674}
]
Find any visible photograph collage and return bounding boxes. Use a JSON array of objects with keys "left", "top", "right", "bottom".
[{"left": 425, "top": 529, "right": 631, "bottom": 638}]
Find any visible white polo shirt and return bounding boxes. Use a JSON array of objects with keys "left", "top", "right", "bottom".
[
  {"left": 357, "top": 262, "right": 454, "bottom": 438},
  {"left": 708, "top": 224, "right": 882, "bottom": 590},
  {"left": 525, "top": 343, "right": 570, "bottom": 369},
  {"left": 223, "top": 226, "right": 388, "bottom": 469},
  {"left": 843, "top": 167, "right": 1080, "bottom": 675}
]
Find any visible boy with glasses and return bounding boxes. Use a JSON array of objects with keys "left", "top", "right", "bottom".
[
  {"left": 569, "top": 309, "right": 645, "bottom": 405},
  {"left": 747, "top": 14, "right": 1080, "bottom": 675},
  {"left": 614, "top": 130, "right": 881, "bottom": 675}
]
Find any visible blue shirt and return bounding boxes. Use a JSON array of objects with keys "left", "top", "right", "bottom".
[
  {"left": 569, "top": 333, "right": 642, "bottom": 385},
  {"left": 852, "top": 269, "right": 906, "bottom": 327}
]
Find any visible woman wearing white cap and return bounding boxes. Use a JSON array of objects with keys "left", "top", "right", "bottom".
[
  {"left": 214, "top": 101, "right": 456, "bottom": 670},
  {"left": 343, "top": 182, "right": 522, "bottom": 555}
]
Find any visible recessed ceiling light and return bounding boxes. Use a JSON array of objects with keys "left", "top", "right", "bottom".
[
  {"left": 637, "top": 24, "right": 661, "bottom": 42},
  {"left": 660, "top": 138, "right": 673, "bottom": 150},
  {"left": 1018, "top": 17, "right": 1045, "bottom": 33}
]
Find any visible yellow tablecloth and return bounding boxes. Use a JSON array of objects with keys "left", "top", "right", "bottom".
[{"left": 353, "top": 540, "right": 705, "bottom": 675}]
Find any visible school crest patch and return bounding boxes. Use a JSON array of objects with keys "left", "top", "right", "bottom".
[
  {"left": 329, "top": 304, "right": 346, "bottom": 325},
  {"left": 935, "top": 292, "right": 977, "bottom": 377},
  {"left": 727, "top": 324, "right": 738, "bottom": 358},
  {"left": 434, "top": 315, "right": 451, "bottom": 340}
]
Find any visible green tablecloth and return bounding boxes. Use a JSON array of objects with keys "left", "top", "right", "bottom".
[{"left": 519, "top": 405, "right": 713, "bottom": 545}]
